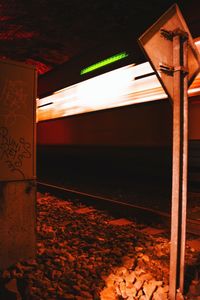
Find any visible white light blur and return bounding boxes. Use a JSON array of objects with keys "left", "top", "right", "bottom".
[
  {"left": 76, "top": 65, "right": 135, "bottom": 108},
  {"left": 195, "top": 39, "right": 200, "bottom": 46},
  {"left": 37, "top": 53, "right": 200, "bottom": 122},
  {"left": 188, "top": 87, "right": 200, "bottom": 95},
  {"left": 37, "top": 62, "right": 165, "bottom": 122}
]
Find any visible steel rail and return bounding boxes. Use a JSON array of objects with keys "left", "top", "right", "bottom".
[{"left": 37, "top": 181, "right": 200, "bottom": 236}]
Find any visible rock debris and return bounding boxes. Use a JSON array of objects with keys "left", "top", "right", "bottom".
[{"left": 0, "top": 192, "right": 199, "bottom": 299}]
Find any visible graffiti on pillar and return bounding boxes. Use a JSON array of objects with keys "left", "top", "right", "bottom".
[
  {"left": 0, "top": 127, "right": 32, "bottom": 179},
  {"left": 0, "top": 79, "right": 29, "bottom": 127}
]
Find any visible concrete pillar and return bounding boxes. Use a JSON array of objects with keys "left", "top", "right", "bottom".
[{"left": 0, "top": 59, "right": 37, "bottom": 269}]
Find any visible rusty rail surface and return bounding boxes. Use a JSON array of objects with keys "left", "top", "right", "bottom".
[{"left": 37, "top": 181, "right": 200, "bottom": 236}]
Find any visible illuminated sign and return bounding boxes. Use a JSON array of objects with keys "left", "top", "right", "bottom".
[{"left": 80, "top": 52, "right": 129, "bottom": 75}]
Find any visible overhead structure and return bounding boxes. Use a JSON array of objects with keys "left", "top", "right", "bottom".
[{"left": 139, "top": 4, "right": 200, "bottom": 299}]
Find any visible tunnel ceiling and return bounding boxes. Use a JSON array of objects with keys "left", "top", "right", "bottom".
[{"left": 0, "top": 0, "right": 200, "bottom": 75}]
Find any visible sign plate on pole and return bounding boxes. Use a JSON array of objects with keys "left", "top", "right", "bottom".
[
  {"left": 138, "top": 3, "right": 200, "bottom": 299},
  {"left": 138, "top": 4, "right": 200, "bottom": 101}
]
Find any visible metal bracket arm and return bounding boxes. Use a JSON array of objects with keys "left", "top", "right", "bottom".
[
  {"left": 160, "top": 28, "right": 188, "bottom": 42},
  {"left": 173, "top": 28, "right": 189, "bottom": 41},
  {"left": 160, "top": 28, "right": 174, "bottom": 40},
  {"left": 174, "top": 66, "right": 188, "bottom": 75},
  {"left": 159, "top": 64, "right": 188, "bottom": 76},
  {"left": 159, "top": 64, "right": 174, "bottom": 76}
]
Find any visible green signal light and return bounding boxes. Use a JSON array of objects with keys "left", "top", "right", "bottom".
[{"left": 80, "top": 52, "right": 129, "bottom": 75}]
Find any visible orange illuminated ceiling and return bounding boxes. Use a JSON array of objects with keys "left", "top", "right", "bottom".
[{"left": 0, "top": 1, "right": 200, "bottom": 75}]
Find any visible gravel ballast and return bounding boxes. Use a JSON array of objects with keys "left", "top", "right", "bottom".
[{"left": 0, "top": 192, "right": 199, "bottom": 299}]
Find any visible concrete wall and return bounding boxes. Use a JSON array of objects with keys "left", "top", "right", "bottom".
[
  {"left": 0, "top": 59, "right": 36, "bottom": 269},
  {"left": 0, "top": 181, "right": 36, "bottom": 269}
]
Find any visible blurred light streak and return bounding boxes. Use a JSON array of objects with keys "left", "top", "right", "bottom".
[{"left": 37, "top": 59, "right": 200, "bottom": 122}]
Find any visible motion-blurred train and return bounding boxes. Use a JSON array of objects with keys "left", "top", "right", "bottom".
[{"left": 36, "top": 39, "right": 200, "bottom": 187}]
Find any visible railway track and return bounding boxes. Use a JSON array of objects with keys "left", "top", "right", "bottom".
[
  {"left": 37, "top": 181, "right": 200, "bottom": 236},
  {"left": 1, "top": 180, "right": 199, "bottom": 299}
]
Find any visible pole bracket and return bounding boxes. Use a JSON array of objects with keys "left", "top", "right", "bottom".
[
  {"left": 160, "top": 28, "right": 188, "bottom": 42},
  {"left": 174, "top": 66, "right": 188, "bottom": 75},
  {"left": 159, "top": 64, "right": 188, "bottom": 76},
  {"left": 159, "top": 63, "right": 174, "bottom": 76},
  {"left": 172, "top": 28, "right": 189, "bottom": 42},
  {"left": 160, "top": 28, "right": 174, "bottom": 40}
]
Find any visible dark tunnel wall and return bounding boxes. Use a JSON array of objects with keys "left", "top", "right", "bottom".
[
  {"left": 37, "top": 100, "right": 173, "bottom": 147},
  {"left": 189, "top": 100, "right": 200, "bottom": 140},
  {"left": 37, "top": 98, "right": 200, "bottom": 188},
  {"left": 37, "top": 98, "right": 200, "bottom": 146}
]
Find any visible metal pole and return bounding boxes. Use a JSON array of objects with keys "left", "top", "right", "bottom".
[
  {"left": 169, "top": 31, "right": 188, "bottom": 299},
  {"left": 169, "top": 33, "right": 181, "bottom": 300},
  {"left": 180, "top": 35, "right": 188, "bottom": 294}
]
